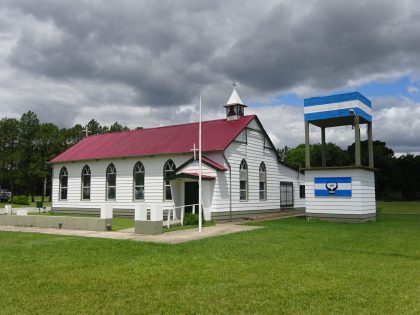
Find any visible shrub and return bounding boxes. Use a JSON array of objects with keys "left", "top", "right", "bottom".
[
  {"left": 11, "top": 195, "right": 30, "bottom": 205},
  {"left": 183, "top": 213, "right": 205, "bottom": 226}
]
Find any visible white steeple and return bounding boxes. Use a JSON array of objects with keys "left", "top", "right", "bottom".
[
  {"left": 224, "top": 83, "right": 247, "bottom": 121},
  {"left": 226, "top": 87, "right": 244, "bottom": 105}
]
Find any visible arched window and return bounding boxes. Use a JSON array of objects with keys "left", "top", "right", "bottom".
[
  {"left": 163, "top": 160, "right": 176, "bottom": 200},
  {"left": 106, "top": 163, "right": 117, "bottom": 200},
  {"left": 259, "top": 162, "right": 267, "bottom": 200},
  {"left": 59, "top": 167, "right": 68, "bottom": 200},
  {"left": 81, "top": 165, "right": 91, "bottom": 200},
  {"left": 239, "top": 159, "right": 248, "bottom": 201},
  {"left": 133, "top": 162, "right": 145, "bottom": 200}
]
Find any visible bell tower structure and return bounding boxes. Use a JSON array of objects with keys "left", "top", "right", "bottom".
[
  {"left": 224, "top": 86, "right": 247, "bottom": 121},
  {"left": 303, "top": 92, "right": 376, "bottom": 222}
]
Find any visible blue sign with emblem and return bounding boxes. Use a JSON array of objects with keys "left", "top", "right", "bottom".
[{"left": 314, "top": 177, "right": 352, "bottom": 197}]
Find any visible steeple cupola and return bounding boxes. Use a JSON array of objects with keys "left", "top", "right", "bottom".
[{"left": 224, "top": 85, "right": 247, "bottom": 121}]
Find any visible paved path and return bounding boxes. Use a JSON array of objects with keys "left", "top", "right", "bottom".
[{"left": 0, "top": 223, "right": 264, "bottom": 244}]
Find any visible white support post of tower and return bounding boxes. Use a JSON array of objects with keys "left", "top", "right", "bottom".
[{"left": 198, "top": 96, "right": 203, "bottom": 232}]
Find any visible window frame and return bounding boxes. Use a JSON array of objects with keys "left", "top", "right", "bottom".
[
  {"left": 280, "top": 181, "right": 294, "bottom": 207},
  {"left": 81, "top": 165, "right": 91, "bottom": 200},
  {"left": 59, "top": 167, "right": 68, "bottom": 200},
  {"left": 239, "top": 159, "right": 248, "bottom": 201},
  {"left": 299, "top": 185, "right": 306, "bottom": 199},
  {"left": 106, "top": 163, "right": 117, "bottom": 201},
  {"left": 259, "top": 162, "right": 267, "bottom": 201},
  {"left": 133, "top": 161, "right": 145, "bottom": 201},
  {"left": 163, "top": 160, "right": 176, "bottom": 201}
]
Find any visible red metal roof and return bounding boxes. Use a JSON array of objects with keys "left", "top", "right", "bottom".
[{"left": 50, "top": 115, "right": 256, "bottom": 163}]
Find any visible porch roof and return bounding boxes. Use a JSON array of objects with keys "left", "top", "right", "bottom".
[
  {"left": 175, "top": 155, "right": 227, "bottom": 172},
  {"left": 167, "top": 172, "right": 215, "bottom": 181}
]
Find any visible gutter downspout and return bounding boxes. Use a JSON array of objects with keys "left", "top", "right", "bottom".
[{"left": 222, "top": 152, "right": 232, "bottom": 222}]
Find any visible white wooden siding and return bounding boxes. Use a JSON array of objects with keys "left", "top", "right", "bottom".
[
  {"left": 211, "top": 120, "right": 305, "bottom": 213},
  {"left": 305, "top": 168, "right": 376, "bottom": 215},
  {"left": 52, "top": 155, "right": 191, "bottom": 210}
]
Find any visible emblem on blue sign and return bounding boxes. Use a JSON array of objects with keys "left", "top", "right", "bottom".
[{"left": 314, "top": 177, "right": 352, "bottom": 197}]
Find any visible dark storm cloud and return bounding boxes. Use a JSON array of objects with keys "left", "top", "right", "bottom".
[
  {"left": 216, "top": 0, "right": 420, "bottom": 94},
  {"left": 5, "top": 0, "right": 225, "bottom": 105},
  {"left": 6, "top": 0, "right": 420, "bottom": 102},
  {"left": 1, "top": 0, "right": 420, "bottom": 152}
]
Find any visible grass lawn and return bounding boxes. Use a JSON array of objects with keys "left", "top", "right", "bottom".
[
  {"left": 0, "top": 195, "right": 51, "bottom": 209},
  {"left": 0, "top": 203, "right": 419, "bottom": 314},
  {"left": 377, "top": 200, "right": 420, "bottom": 214},
  {"left": 111, "top": 217, "right": 135, "bottom": 231}
]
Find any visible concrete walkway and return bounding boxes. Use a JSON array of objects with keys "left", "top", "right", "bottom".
[{"left": 0, "top": 223, "right": 264, "bottom": 244}]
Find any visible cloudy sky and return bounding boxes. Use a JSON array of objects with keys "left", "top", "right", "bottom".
[{"left": 1, "top": 0, "right": 420, "bottom": 153}]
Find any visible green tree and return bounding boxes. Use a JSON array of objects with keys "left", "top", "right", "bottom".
[
  {"left": 392, "top": 154, "right": 420, "bottom": 200},
  {"left": 284, "top": 144, "right": 306, "bottom": 170},
  {"left": 16, "top": 111, "right": 41, "bottom": 199},
  {"left": 110, "top": 122, "right": 129, "bottom": 132},
  {"left": 62, "top": 124, "right": 84, "bottom": 148},
  {"left": 86, "top": 119, "right": 103, "bottom": 135},
  {"left": 311, "top": 143, "right": 351, "bottom": 167},
  {"left": 0, "top": 118, "right": 19, "bottom": 191},
  {"left": 277, "top": 145, "right": 289, "bottom": 162},
  {"left": 36, "top": 123, "right": 63, "bottom": 201},
  {"left": 347, "top": 140, "right": 395, "bottom": 199},
  {"left": 283, "top": 143, "right": 350, "bottom": 169}
]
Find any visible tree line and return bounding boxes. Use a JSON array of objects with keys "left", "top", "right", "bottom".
[
  {"left": 0, "top": 111, "right": 135, "bottom": 201},
  {"left": 279, "top": 141, "right": 420, "bottom": 200},
  {"left": 1, "top": 110, "right": 419, "bottom": 201}
]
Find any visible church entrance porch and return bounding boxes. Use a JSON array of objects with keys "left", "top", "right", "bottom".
[
  {"left": 184, "top": 181, "right": 198, "bottom": 213},
  {"left": 167, "top": 172, "right": 215, "bottom": 221}
]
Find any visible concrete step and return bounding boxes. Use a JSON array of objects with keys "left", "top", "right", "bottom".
[{"left": 162, "top": 219, "right": 182, "bottom": 227}]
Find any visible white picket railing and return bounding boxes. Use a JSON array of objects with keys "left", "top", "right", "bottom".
[
  {"left": 168, "top": 204, "right": 200, "bottom": 228},
  {"left": 115, "top": 203, "right": 201, "bottom": 229}
]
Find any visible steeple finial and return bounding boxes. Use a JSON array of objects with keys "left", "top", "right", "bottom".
[{"left": 226, "top": 83, "right": 244, "bottom": 106}]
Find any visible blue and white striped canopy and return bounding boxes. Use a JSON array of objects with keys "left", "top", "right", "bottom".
[{"left": 304, "top": 92, "right": 372, "bottom": 124}]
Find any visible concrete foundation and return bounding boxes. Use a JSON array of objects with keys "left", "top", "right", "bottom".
[
  {"left": 135, "top": 221, "right": 163, "bottom": 235},
  {"left": 0, "top": 215, "right": 112, "bottom": 231},
  {"left": 211, "top": 207, "right": 306, "bottom": 222},
  {"left": 306, "top": 212, "right": 376, "bottom": 223}
]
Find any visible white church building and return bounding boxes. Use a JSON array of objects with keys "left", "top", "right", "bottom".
[{"left": 50, "top": 88, "right": 305, "bottom": 221}]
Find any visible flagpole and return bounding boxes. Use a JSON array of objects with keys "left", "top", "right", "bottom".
[{"left": 198, "top": 95, "right": 202, "bottom": 233}]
